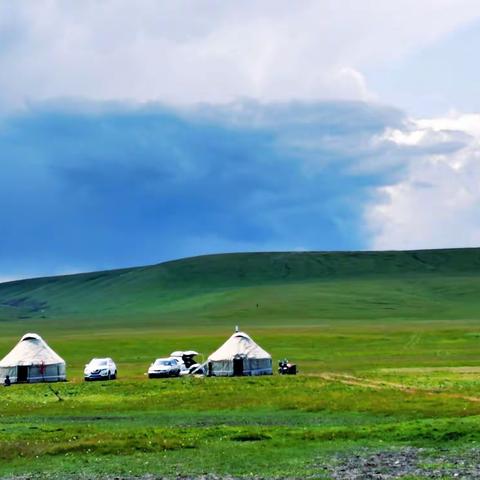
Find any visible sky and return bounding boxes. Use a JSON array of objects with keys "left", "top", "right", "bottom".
[{"left": 1, "top": 0, "right": 480, "bottom": 280}]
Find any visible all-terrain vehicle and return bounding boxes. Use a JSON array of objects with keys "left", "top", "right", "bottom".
[{"left": 278, "top": 359, "right": 297, "bottom": 375}]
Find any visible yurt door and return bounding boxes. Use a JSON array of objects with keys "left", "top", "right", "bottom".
[
  {"left": 233, "top": 356, "right": 244, "bottom": 376},
  {"left": 17, "top": 365, "right": 28, "bottom": 383}
]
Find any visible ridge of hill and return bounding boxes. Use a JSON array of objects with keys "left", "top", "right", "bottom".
[{"left": 1, "top": 249, "right": 480, "bottom": 327}]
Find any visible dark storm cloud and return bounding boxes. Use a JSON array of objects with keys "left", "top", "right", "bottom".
[{"left": 0, "top": 100, "right": 438, "bottom": 279}]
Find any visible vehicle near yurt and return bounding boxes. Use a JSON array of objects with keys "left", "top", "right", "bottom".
[
  {"left": 0, "top": 333, "right": 66, "bottom": 384},
  {"left": 207, "top": 329, "right": 272, "bottom": 376},
  {"left": 147, "top": 357, "right": 181, "bottom": 378},
  {"left": 84, "top": 357, "right": 117, "bottom": 381},
  {"left": 170, "top": 350, "right": 204, "bottom": 375}
]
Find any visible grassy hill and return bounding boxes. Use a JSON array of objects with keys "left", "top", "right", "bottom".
[
  {"left": 3, "top": 249, "right": 480, "bottom": 478},
  {"left": 2, "top": 248, "right": 480, "bottom": 330}
]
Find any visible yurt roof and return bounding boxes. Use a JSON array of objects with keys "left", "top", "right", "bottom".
[
  {"left": 208, "top": 331, "right": 271, "bottom": 361},
  {"left": 0, "top": 333, "right": 65, "bottom": 367}
]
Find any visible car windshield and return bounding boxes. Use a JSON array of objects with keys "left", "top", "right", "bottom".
[
  {"left": 154, "top": 359, "right": 173, "bottom": 366},
  {"left": 90, "top": 359, "right": 108, "bottom": 367}
]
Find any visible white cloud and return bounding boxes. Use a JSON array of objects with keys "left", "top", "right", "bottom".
[
  {"left": 0, "top": 0, "right": 479, "bottom": 110},
  {"left": 367, "top": 113, "right": 480, "bottom": 250}
]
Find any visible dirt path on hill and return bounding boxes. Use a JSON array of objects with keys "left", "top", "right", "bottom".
[{"left": 318, "top": 372, "right": 480, "bottom": 403}]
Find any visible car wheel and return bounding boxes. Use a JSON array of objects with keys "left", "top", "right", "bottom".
[{"left": 112, "top": 371, "right": 117, "bottom": 380}]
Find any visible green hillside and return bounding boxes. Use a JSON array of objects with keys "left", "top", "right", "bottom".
[
  {"left": 3, "top": 249, "right": 480, "bottom": 478},
  {"left": 2, "top": 248, "right": 480, "bottom": 330}
]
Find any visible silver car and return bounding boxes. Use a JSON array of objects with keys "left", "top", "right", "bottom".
[{"left": 147, "top": 358, "right": 181, "bottom": 378}]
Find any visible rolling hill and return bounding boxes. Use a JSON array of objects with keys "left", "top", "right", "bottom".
[
  {"left": 4, "top": 249, "right": 480, "bottom": 478},
  {"left": 2, "top": 248, "right": 480, "bottom": 330}
]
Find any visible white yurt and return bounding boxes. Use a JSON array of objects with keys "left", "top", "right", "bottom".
[
  {"left": 207, "top": 330, "right": 272, "bottom": 376},
  {"left": 0, "top": 333, "right": 66, "bottom": 383}
]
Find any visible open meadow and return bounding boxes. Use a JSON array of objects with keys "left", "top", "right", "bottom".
[{"left": 2, "top": 250, "right": 480, "bottom": 478}]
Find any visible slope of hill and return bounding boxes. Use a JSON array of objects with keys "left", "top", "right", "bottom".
[
  {"left": 1, "top": 249, "right": 480, "bottom": 328},
  {"left": 3, "top": 249, "right": 480, "bottom": 479}
]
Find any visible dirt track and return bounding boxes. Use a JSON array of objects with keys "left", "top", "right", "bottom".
[{"left": 318, "top": 371, "right": 480, "bottom": 403}]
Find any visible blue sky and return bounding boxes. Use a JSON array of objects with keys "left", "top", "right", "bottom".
[
  {"left": 366, "top": 17, "right": 480, "bottom": 116},
  {"left": 1, "top": 1, "right": 480, "bottom": 280}
]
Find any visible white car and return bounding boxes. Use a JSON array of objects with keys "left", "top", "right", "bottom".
[
  {"left": 148, "top": 358, "right": 181, "bottom": 378},
  {"left": 170, "top": 350, "right": 204, "bottom": 375},
  {"left": 84, "top": 357, "right": 117, "bottom": 381}
]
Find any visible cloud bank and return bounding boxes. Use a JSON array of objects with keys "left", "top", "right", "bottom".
[
  {"left": 0, "top": 100, "right": 407, "bottom": 278},
  {"left": 368, "top": 113, "right": 480, "bottom": 250},
  {"left": 2, "top": 2, "right": 480, "bottom": 279},
  {"left": 1, "top": 100, "right": 480, "bottom": 279},
  {"left": 1, "top": 1, "right": 479, "bottom": 110}
]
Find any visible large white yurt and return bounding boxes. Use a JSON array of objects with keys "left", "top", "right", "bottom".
[
  {"left": 0, "top": 333, "right": 66, "bottom": 383},
  {"left": 207, "top": 330, "right": 272, "bottom": 376}
]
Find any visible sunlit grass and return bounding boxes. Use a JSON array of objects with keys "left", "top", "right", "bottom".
[{"left": 2, "top": 250, "right": 480, "bottom": 476}]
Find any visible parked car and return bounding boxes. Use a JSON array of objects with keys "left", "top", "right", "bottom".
[
  {"left": 170, "top": 350, "right": 204, "bottom": 375},
  {"left": 84, "top": 357, "right": 117, "bottom": 381},
  {"left": 148, "top": 358, "right": 181, "bottom": 378}
]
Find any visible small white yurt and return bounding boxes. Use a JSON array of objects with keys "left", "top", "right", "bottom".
[
  {"left": 0, "top": 333, "right": 66, "bottom": 383},
  {"left": 207, "top": 330, "right": 272, "bottom": 376}
]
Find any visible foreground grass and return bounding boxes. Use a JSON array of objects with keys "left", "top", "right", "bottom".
[
  {"left": 2, "top": 250, "right": 480, "bottom": 476},
  {"left": 3, "top": 380, "right": 480, "bottom": 478},
  {"left": 1, "top": 321, "right": 480, "bottom": 477}
]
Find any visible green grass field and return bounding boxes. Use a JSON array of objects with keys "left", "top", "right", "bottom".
[{"left": 2, "top": 249, "right": 480, "bottom": 478}]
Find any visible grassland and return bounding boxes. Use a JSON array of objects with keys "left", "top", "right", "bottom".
[{"left": 1, "top": 249, "right": 480, "bottom": 478}]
